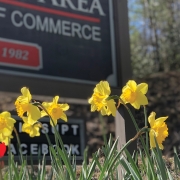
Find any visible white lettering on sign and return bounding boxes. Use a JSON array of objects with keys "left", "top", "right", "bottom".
[
  {"left": 1, "top": 48, "right": 29, "bottom": 60},
  {"left": 89, "top": 0, "right": 105, "bottom": 16},
  {"left": 11, "top": 11, "right": 101, "bottom": 42},
  {"left": 16, "top": 121, "right": 79, "bottom": 135},
  {"left": 19, "top": 122, "right": 22, "bottom": 133},
  {"left": 9, "top": 144, "right": 17, "bottom": 155},
  {"left": 24, "top": 13, "right": 36, "bottom": 29},
  {"left": 41, "top": 123, "right": 49, "bottom": 134},
  {"left": 64, "top": 144, "right": 80, "bottom": 155},
  {"left": 81, "top": 25, "right": 91, "bottom": 40},
  {"left": 36, "top": 16, "right": 48, "bottom": 32},
  {"left": 49, "top": 18, "right": 61, "bottom": 34},
  {"left": 21, "top": 143, "right": 28, "bottom": 154},
  {"left": 62, "top": 20, "right": 71, "bottom": 36},
  {"left": 61, "top": 124, "right": 69, "bottom": 135},
  {"left": 53, "top": 144, "right": 80, "bottom": 155},
  {"left": 51, "top": 125, "right": 59, "bottom": 134},
  {"left": 71, "top": 125, "right": 78, "bottom": 135},
  {"left": 36, "top": 0, "right": 105, "bottom": 16},
  {"left": 42, "top": 144, "right": 49, "bottom": 154},
  {"left": 31, "top": 144, "right": 38, "bottom": 154},
  {"left": 8, "top": 143, "right": 80, "bottom": 155}
]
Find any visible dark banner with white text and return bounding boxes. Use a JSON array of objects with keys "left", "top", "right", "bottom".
[{"left": 0, "top": 0, "right": 117, "bottom": 85}]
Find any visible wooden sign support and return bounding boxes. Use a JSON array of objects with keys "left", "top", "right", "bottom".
[{"left": 115, "top": 110, "right": 126, "bottom": 179}]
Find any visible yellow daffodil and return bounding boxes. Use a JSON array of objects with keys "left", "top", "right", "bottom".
[
  {"left": 22, "top": 117, "right": 41, "bottom": 137},
  {"left": 0, "top": 111, "right": 16, "bottom": 145},
  {"left": 148, "top": 112, "right": 168, "bottom": 149},
  {"left": 88, "top": 81, "right": 116, "bottom": 117},
  {"left": 15, "top": 87, "right": 41, "bottom": 124},
  {"left": 41, "top": 96, "right": 69, "bottom": 126},
  {"left": 120, "top": 80, "right": 148, "bottom": 109}
]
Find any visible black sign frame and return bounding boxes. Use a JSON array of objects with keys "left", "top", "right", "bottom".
[
  {"left": 2, "top": 115, "right": 86, "bottom": 163},
  {"left": 0, "top": 0, "right": 118, "bottom": 86},
  {"left": 0, "top": 0, "right": 132, "bottom": 98}
]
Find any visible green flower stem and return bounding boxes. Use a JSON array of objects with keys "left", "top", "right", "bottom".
[
  {"left": 108, "top": 127, "right": 147, "bottom": 174},
  {"left": 122, "top": 103, "right": 139, "bottom": 132},
  {"left": 37, "top": 103, "right": 76, "bottom": 180},
  {"left": 115, "top": 97, "right": 139, "bottom": 132},
  {"left": 143, "top": 106, "right": 149, "bottom": 150}
]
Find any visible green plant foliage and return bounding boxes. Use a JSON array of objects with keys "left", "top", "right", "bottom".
[
  {"left": 1, "top": 80, "right": 180, "bottom": 179},
  {"left": 129, "top": 0, "right": 180, "bottom": 78}
]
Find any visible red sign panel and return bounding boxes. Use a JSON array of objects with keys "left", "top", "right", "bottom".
[{"left": 0, "top": 38, "right": 42, "bottom": 70}]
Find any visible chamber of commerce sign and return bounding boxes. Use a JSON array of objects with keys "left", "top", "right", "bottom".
[{"left": 0, "top": 0, "right": 117, "bottom": 86}]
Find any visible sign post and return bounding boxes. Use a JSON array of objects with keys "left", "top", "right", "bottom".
[{"left": 115, "top": 110, "right": 126, "bottom": 179}]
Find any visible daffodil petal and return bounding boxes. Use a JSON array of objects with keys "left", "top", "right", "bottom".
[
  {"left": 17, "top": 96, "right": 29, "bottom": 104},
  {"left": 27, "top": 116, "right": 38, "bottom": 125},
  {"left": 22, "top": 117, "right": 28, "bottom": 123},
  {"left": 137, "top": 83, "right": 148, "bottom": 94},
  {"left": 6, "top": 118, "right": 16, "bottom": 127},
  {"left": 101, "top": 107, "right": 107, "bottom": 116},
  {"left": 41, "top": 110, "right": 48, "bottom": 117},
  {"left": 106, "top": 99, "right": 116, "bottom": 117},
  {"left": 155, "top": 116, "right": 168, "bottom": 124},
  {"left": 90, "top": 105, "right": 97, "bottom": 112},
  {"left": 127, "top": 80, "right": 137, "bottom": 91},
  {"left": 53, "top": 96, "right": 59, "bottom": 104},
  {"left": 149, "top": 130, "right": 156, "bottom": 149},
  {"left": 120, "top": 95, "right": 127, "bottom": 104},
  {"left": 21, "top": 87, "right": 32, "bottom": 101},
  {"left": 22, "top": 122, "right": 41, "bottom": 137},
  {"left": 102, "top": 81, "right": 111, "bottom": 95},
  {"left": 28, "top": 104, "right": 41, "bottom": 121},
  {"left": 135, "top": 92, "right": 148, "bottom": 105},
  {"left": 2, "top": 138, "right": 9, "bottom": 146},
  {"left": 2, "top": 128, "right": 11, "bottom": 136},
  {"left": 60, "top": 113, "right": 68, "bottom": 122},
  {"left": 60, "top": 104, "right": 69, "bottom": 111},
  {"left": 0, "top": 111, "right": 15, "bottom": 145},
  {"left": 148, "top": 112, "right": 156, "bottom": 127},
  {"left": 1, "top": 111, "right": 10, "bottom": 118},
  {"left": 88, "top": 97, "right": 92, "bottom": 104},
  {"left": 42, "top": 102, "right": 51, "bottom": 109},
  {"left": 50, "top": 119, "right": 57, "bottom": 126},
  {"left": 131, "top": 101, "right": 140, "bottom": 109},
  {"left": 96, "top": 81, "right": 110, "bottom": 95}
]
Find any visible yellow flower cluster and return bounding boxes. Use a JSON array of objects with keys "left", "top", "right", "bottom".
[
  {"left": 88, "top": 80, "right": 148, "bottom": 115},
  {"left": 14, "top": 87, "right": 69, "bottom": 137},
  {"left": 0, "top": 112, "right": 16, "bottom": 145},
  {"left": 148, "top": 112, "right": 168, "bottom": 149},
  {"left": 88, "top": 81, "right": 116, "bottom": 116},
  {"left": 88, "top": 80, "right": 169, "bottom": 149},
  {"left": 0, "top": 79, "right": 169, "bottom": 151},
  {"left": 120, "top": 80, "right": 148, "bottom": 109},
  {"left": 0, "top": 87, "right": 69, "bottom": 144}
]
